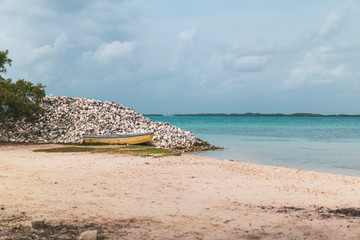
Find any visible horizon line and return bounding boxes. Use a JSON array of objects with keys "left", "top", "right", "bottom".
[{"left": 142, "top": 113, "right": 360, "bottom": 117}]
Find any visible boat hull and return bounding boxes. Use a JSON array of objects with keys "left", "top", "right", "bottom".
[{"left": 83, "top": 132, "right": 154, "bottom": 145}]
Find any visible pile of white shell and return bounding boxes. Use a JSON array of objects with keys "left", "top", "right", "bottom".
[{"left": 0, "top": 95, "right": 215, "bottom": 151}]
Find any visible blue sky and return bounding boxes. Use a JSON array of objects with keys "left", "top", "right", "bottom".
[{"left": 1, "top": 0, "right": 360, "bottom": 114}]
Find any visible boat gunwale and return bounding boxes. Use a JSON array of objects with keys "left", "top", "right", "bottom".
[{"left": 83, "top": 132, "right": 154, "bottom": 139}]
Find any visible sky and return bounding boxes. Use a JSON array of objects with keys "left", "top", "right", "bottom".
[{"left": 1, "top": 0, "right": 360, "bottom": 114}]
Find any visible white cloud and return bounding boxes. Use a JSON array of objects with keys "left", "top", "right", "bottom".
[
  {"left": 220, "top": 77, "right": 247, "bottom": 91},
  {"left": 284, "top": 53, "right": 345, "bottom": 88},
  {"left": 230, "top": 41, "right": 274, "bottom": 56},
  {"left": 179, "top": 27, "right": 197, "bottom": 42},
  {"left": 331, "top": 64, "right": 345, "bottom": 77},
  {"left": 319, "top": 12, "right": 342, "bottom": 37},
  {"left": 224, "top": 54, "right": 270, "bottom": 72},
  {"left": 84, "top": 41, "right": 137, "bottom": 64},
  {"left": 26, "top": 33, "right": 68, "bottom": 63},
  {"left": 220, "top": 40, "right": 273, "bottom": 73},
  {"left": 283, "top": 8, "right": 353, "bottom": 89},
  {"left": 171, "top": 27, "right": 198, "bottom": 70},
  {"left": 2, "top": 0, "right": 360, "bottom": 114},
  {"left": 53, "top": 34, "right": 68, "bottom": 50},
  {"left": 26, "top": 45, "right": 53, "bottom": 63}
]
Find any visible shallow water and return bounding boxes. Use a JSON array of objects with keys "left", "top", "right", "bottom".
[{"left": 148, "top": 116, "right": 360, "bottom": 177}]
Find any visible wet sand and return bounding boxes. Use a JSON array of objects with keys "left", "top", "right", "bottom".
[{"left": 0, "top": 144, "right": 359, "bottom": 239}]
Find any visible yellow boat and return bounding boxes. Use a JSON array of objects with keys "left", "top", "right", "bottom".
[{"left": 83, "top": 132, "right": 154, "bottom": 145}]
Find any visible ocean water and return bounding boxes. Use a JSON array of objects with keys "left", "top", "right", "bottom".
[{"left": 148, "top": 116, "right": 360, "bottom": 177}]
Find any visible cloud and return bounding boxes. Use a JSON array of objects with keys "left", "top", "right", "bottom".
[
  {"left": 319, "top": 12, "right": 342, "bottom": 37},
  {"left": 220, "top": 77, "right": 247, "bottom": 91},
  {"left": 44, "top": 0, "right": 90, "bottom": 13},
  {"left": 83, "top": 41, "right": 137, "bottom": 64},
  {"left": 179, "top": 27, "right": 197, "bottom": 42},
  {"left": 223, "top": 54, "right": 270, "bottom": 72},
  {"left": 26, "top": 34, "right": 68, "bottom": 63},
  {"left": 284, "top": 53, "right": 345, "bottom": 88},
  {"left": 171, "top": 26, "right": 198, "bottom": 70},
  {"left": 2, "top": 0, "right": 360, "bottom": 114},
  {"left": 74, "top": 0, "right": 144, "bottom": 43},
  {"left": 220, "top": 40, "right": 274, "bottom": 73},
  {"left": 282, "top": 9, "right": 353, "bottom": 89},
  {"left": 331, "top": 64, "right": 345, "bottom": 77},
  {"left": 26, "top": 45, "right": 53, "bottom": 63},
  {"left": 230, "top": 40, "right": 274, "bottom": 56}
]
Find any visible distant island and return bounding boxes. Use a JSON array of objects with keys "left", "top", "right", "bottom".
[{"left": 144, "top": 113, "right": 360, "bottom": 117}]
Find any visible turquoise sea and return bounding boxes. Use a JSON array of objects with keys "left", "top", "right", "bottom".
[{"left": 148, "top": 116, "right": 360, "bottom": 177}]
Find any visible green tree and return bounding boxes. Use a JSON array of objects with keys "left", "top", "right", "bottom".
[
  {"left": 0, "top": 50, "right": 46, "bottom": 123},
  {"left": 0, "top": 50, "right": 12, "bottom": 74}
]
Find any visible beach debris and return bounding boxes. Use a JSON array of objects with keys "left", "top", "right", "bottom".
[
  {"left": 328, "top": 208, "right": 360, "bottom": 217},
  {"left": 31, "top": 219, "right": 46, "bottom": 229},
  {"left": 277, "top": 206, "right": 305, "bottom": 213},
  {"left": 79, "top": 229, "right": 98, "bottom": 240},
  {"left": 0, "top": 95, "right": 217, "bottom": 152}
]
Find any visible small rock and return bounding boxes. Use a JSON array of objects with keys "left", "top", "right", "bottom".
[
  {"left": 79, "top": 230, "right": 98, "bottom": 240},
  {"left": 31, "top": 219, "right": 46, "bottom": 229}
]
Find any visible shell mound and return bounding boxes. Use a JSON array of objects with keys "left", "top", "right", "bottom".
[{"left": 0, "top": 95, "right": 216, "bottom": 152}]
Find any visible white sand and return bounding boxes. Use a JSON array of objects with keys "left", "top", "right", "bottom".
[{"left": 1, "top": 144, "right": 359, "bottom": 239}]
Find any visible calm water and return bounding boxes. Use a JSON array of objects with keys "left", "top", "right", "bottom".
[{"left": 148, "top": 116, "right": 360, "bottom": 177}]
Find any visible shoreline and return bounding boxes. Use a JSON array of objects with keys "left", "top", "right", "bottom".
[
  {"left": 147, "top": 115, "right": 360, "bottom": 178},
  {"left": 1, "top": 144, "right": 359, "bottom": 239},
  {"left": 190, "top": 151, "right": 360, "bottom": 179}
]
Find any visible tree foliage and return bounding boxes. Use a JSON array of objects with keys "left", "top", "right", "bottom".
[
  {"left": 0, "top": 50, "right": 46, "bottom": 123},
  {"left": 0, "top": 50, "right": 12, "bottom": 74}
]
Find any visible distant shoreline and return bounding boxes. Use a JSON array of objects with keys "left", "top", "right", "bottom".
[{"left": 144, "top": 113, "right": 360, "bottom": 117}]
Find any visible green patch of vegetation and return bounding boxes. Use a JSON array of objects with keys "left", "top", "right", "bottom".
[
  {"left": 34, "top": 145, "right": 181, "bottom": 158},
  {"left": 242, "top": 233, "right": 269, "bottom": 240},
  {"left": 33, "top": 147, "right": 96, "bottom": 153}
]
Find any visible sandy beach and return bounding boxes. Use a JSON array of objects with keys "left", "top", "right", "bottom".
[{"left": 1, "top": 144, "right": 359, "bottom": 239}]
